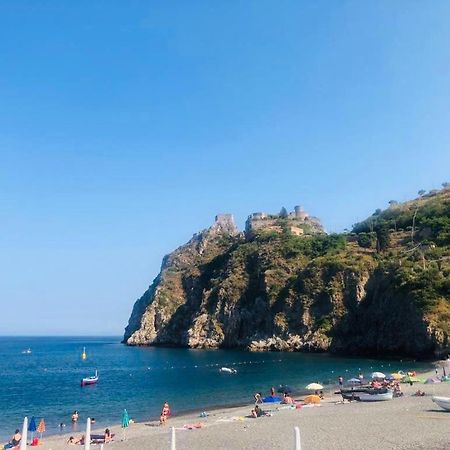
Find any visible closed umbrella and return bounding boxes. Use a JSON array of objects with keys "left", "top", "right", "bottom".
[
  {"left": 37, "top": 419, "right": 46, "bottom": 440},
  {"left": 28, "top": 416, "right": 37, "bottom": 442},
  {"left": 85, "top": 417, "right": 91, "bottom": 450},
  {"left": 19, "top": 417, "right": 27, "bottom": 450},
  {"left": 121, "top": 409, "right": 129, "bottom": 441},
  {"left": 305, "top": 383, "right": 323, "bottom": 390}
]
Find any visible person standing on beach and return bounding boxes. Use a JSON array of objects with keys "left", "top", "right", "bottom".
[
  {"left": 338, "top": 376, "right": 343, "bottom": 387},
  {"left": 71, "top": 411, "right": 79, "bottom": 423},
  {"left": 160, "top": 401, "right": 171, "bottom": 426}
]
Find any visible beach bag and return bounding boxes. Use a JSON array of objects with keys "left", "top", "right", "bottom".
[{"left": 31, "top": 438, "right": 39, "bottom": 446}]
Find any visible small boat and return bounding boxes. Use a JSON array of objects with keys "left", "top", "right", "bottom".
[
  {"left": 21, "top": 348, "right": 32, "bottom": 354},
  {"left": 219, "top": 367, "right": 237, "bottom": 374},
  {"left": 358, "top": 391, "right": 393, "bottom": 402},
  {"left": 340, "top": 388, "right": 393, "bottom": 402},
  {"left": 432, "top": 396, "right": 450, "bottom": 411},
  {"left": 81, "top": 370, "right": 98, "bottom": 386}
]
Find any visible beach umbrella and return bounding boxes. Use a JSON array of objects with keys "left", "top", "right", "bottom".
[
  {"left": 277, "top": 385, "right": 293, "bottom": 393},
  {"left": 347, "top": 378, "right": 361, "bottom": 384},
  {"left": 37, "top": 419, "right": 46, "bottom": 440},
  {"left": 19, "top": 417, "right": 28, "bottom": 450},
  {"left": 305, "top": 383, "right": 323, "bottom": 390},
  {"left": 121, "top": 409, "right": 129, "bottom": 441},
  {"left": 371, "top": 372, "right": 385, "bottom": 379},
  {"left": 85, "top": 417, "right": 91, "bottom": 450},
  {"left": 28, "top": 416, "right": 37, "bottom": 441},
  {"left": 425, "top": 377, "right": 441, "bottom": 384},
  {"left": 304, "top": 395, "right": 321, "bottom": 404},
  {"left": 402, "top": 375, "right": 420, "bottom": 383}
]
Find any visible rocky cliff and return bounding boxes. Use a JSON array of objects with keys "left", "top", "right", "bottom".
[{"left": 124, "top": 190, "right": 450, "bottom": 358}]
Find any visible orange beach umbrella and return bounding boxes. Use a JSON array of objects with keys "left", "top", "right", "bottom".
[{"left": 304, "top": 395, "right": 321, "bottom": 404}]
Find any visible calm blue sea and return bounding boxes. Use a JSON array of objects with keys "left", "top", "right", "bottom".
[{"left": 0, "top": 336, "right": 431, "bottom": 441}]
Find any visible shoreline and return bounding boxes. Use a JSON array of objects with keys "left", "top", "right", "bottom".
[{"left": 28, "top": 364, "right": 450, "bottom": 450}]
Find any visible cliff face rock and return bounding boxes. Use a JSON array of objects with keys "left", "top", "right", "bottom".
[{"left": 124, "top": 191, "right": 450, "bottom": 358}]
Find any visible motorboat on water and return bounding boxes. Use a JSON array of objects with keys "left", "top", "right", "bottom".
[
  {"left": 21, "top": 348, "right": 32, "bottom": 354},
  {"left": 81, "top": 370, "right": 98, "bottom": 386},
  {"left": 219, "top": 367, "right": 237, "bottom": 374},
  {"left": 340, "top": 388, "right": 393, "bottom": 402},
  {"left": 432, "top": 396, "right": 450, "bottom": 411}
]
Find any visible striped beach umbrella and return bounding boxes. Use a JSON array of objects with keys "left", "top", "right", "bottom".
[{"left": 37, "top": 418, "right": 46, "bottom": 439}]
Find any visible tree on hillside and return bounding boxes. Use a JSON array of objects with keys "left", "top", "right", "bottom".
[
  {"left": 418, "top": 189, "right": 426, "bottom": 197},
  {"left": 442, "top": 182, "right": 449, "bottom": 189},
  {"left": 279, "top": 207, "right": 288, "bottom": 218},
  {"left": 376, "top": 225, "right": 390, "bottom": 253},
  {"left": 388, "top": 200, "right": 398, "bottom": 207}
]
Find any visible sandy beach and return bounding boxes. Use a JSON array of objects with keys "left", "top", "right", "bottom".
[{"left": 30, "top": 367, "right": 450, "bottom": 450}]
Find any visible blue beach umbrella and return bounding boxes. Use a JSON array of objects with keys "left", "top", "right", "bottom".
[{"left": 28, "top": 416, "right": 37, "bottom": 440}]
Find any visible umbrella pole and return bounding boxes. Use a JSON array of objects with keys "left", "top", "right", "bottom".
[
  {"left": 19, "top": 417, "right": 28, "bottom": 450},
  {"left": 170, "top": 426, "right": 176, "bottom": 450},
  {"left": 294, "top": 426, "right": 301, "bottom": 450}
]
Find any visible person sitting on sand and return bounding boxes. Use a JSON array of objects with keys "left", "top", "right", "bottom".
[
  {"left": 414, "top": 389, "right": 425, "bottom": 397},
  {"left": 251, "top": 405, "right": 264, "bottom": 418},
  {"left": 254, "top": 392, "right": 263, "bottom": 404},
  {"left": 5, "top": 429, "right": 22, "bottom": 448},
  {"left": 160, "top": 401, "right": 171, "bottom": 425},
  {"left": 104, "top": 428, "right": 112, "bottom": 443},
  {"left": 319, "top": 390, "right": 324, "bottom": 399},
  {"left": 282, "top": 393, "right": 294, "bottom": 404},
  {"left": 67, "top": 435, "right": 84, "bottom": 445}
]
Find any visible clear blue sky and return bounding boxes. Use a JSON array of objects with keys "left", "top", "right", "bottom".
[{"left": 1, "top": 1, "right": 449, "bottom": 336}]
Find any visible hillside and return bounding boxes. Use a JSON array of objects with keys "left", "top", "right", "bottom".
[{"left": 124, "top": 189, "right": 450, "bottom": 358}]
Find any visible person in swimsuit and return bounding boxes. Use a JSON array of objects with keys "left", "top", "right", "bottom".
[
  {"left": 104, "top": 428, "right": 112, "bottom": 443},
  {"left": 160, "top": 401, "right": 171, "bottom": 425},
  {"left": 71, "top": 411, "right": 79, "bottom": 423},
  {"left": 10, "top": 429, "right": 21, "bottom": 447}
]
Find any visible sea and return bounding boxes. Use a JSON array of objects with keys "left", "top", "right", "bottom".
[{"left": 0, "top": 336, "right": 432, "bottom": 442}]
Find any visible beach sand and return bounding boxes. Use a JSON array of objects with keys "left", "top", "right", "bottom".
[{"left": 36, "top": 368, "right": 450, "bottom": 450}]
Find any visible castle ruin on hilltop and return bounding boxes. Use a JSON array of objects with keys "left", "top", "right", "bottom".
[{"left": 245, "top": 205, "right": 324, "bottom": 237}]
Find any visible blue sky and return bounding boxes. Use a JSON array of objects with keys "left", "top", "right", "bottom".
[{"left": 1, "top": 1, "right": 449, "bottom": 335}]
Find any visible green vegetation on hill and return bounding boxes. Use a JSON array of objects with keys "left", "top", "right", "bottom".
[{"left": 124, "top": 187, "right": 450, "bottom": 358}]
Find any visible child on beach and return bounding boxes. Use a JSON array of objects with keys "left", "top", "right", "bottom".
[{"left": 160, "top": 401, "right": 171, "bottom": 425}]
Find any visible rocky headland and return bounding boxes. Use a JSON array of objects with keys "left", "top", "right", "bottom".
[{"left": 124, "top": 190, "right": 450, "bottom": 358}]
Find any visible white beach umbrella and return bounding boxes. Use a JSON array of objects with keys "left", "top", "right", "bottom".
[
  {"left": 305, "top": 383, "right": 323, "bottom": 390},
  {"left": 84, "top": 417, "right": 91, "bottom": 450},
  {"left": 371, "top": 372, "right": 386, "bottom": 379},
  {"left": 19, "top": 417, "right": 28, "bottom": 450}
]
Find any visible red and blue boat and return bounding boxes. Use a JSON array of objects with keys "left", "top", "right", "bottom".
[{"left": 81, "top": 370, "right": 98, "bottom": 386}]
